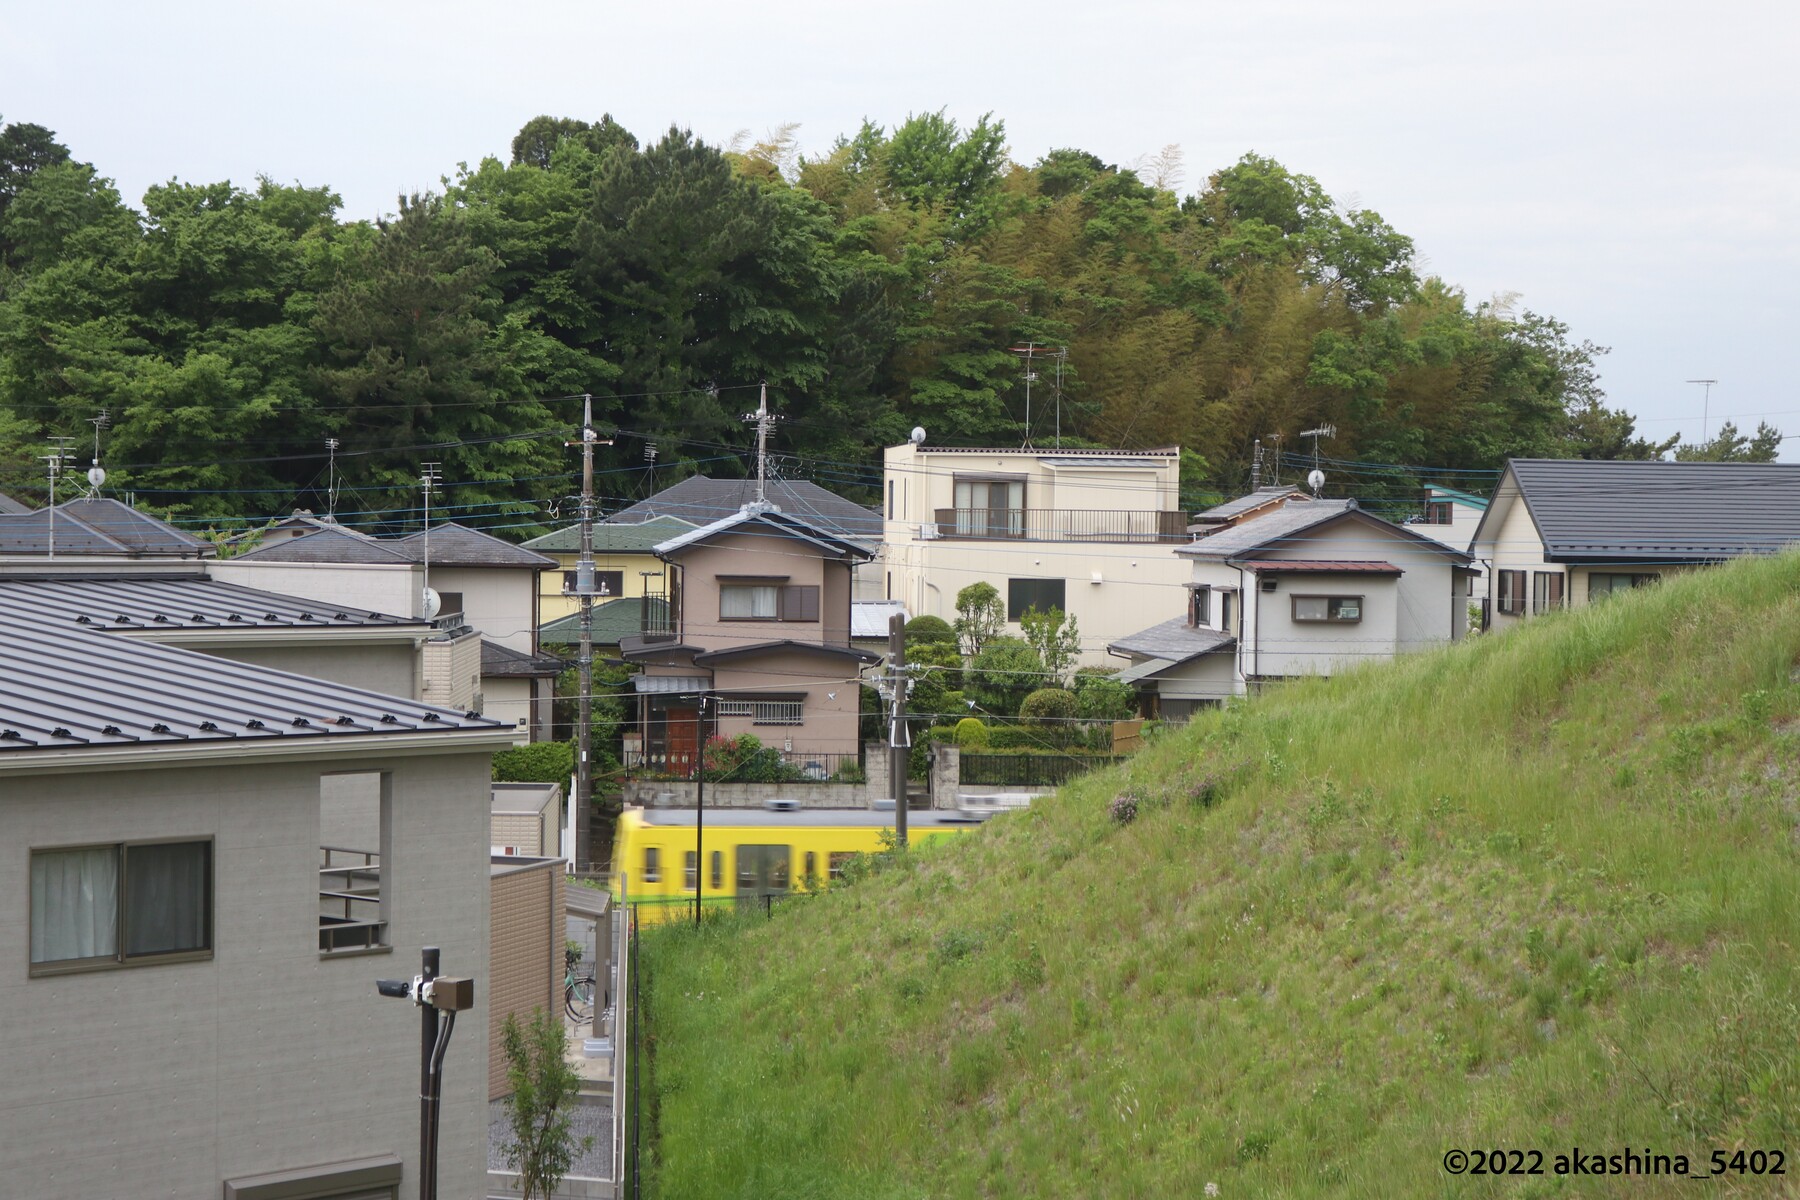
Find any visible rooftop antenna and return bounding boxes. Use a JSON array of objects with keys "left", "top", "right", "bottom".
[
  {"left": 84, "top": 411, "right": 109, "bottom": 498},
  {"left": 325, "top": 438, "right": 341, "bottom": 520},
  {"left": 1267, "top": 433, "right": 1284, "bottom": 487},
  {"left": 39, "top": 436, "right": 76, "bottom": 558},
  {"left": 1686, "top": 379, "right": 1717, "bottom": 443},
  {"left": 1298, "top": 425, "right": 1335, "bottom": 495},
  {"left": 419, "top": 462, "right": 442, "bottom": 620},
  {"left": 741, "top": 383, "right": 782, "bottom": 507},
  {"left": 1010, "top": 344, "right": 1069, "bottom": 449},
  {"left": 1250, "top": 439, "right": 1263, "bottom": 491}
]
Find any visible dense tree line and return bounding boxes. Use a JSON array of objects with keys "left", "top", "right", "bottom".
[{"left": 0, "top": 112, "right": 1775, "bottom": 529}]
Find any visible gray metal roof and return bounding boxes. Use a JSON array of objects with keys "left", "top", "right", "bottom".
[
  {"left": 0, "top": 491, "right": 32, "bottom": 516},
  {"left": 0, "top": 499, "right": 214, "bottom": 558},
  {"left": 523, "top": 515, "right": 695, "bottom": 555},
  {"left": 237, "top": 522, "right": 555, "bottom": 569},
  {"left": 1503, "top": 459, "right": 1800, "bottom": 561},
  {"left": 1192, "top": 486, "right": 1305, "bottom": 522},
  {"left": 1107, "top": 616, "right": 1234, "bottom": 663},
  {"left": 605, "top": 477, "right": 882, "bottom": 542},
  {"left": 0, "top": 610, "right": 502, "bottom": 758},
  {"left": 480, "top": 639, "right": 565, "bottom": 677},
  {"left": 1178, "top": 500, "right": 1357, "bottom": 557},
  {"left": 0, "top": 574, "right": 421, "bottom": 631},
  {"left": 654, "top": 505, "right": 874, "bottom": 564},
  {"left": 851, "top": 600, "right": 908, "bottom": 639}
]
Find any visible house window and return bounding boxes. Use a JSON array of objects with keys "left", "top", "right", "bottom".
[
  {"left": 1221, "top": 590, "right": 1236, "bottom": 635},
  {"left": 953, "top": 477, "right": 1025, "bottom": 538},
  {"left": 684, "top": 850, "right": 697, "bottom": 892},
  {"left": 720, "top": 583, "right": 818, "bottom": 621},
  {"left": 1496, "top": 570, "right": 1527, "bottom": 615},
  {"left": 1189, "top": 586, "right": 1210, "bottom": 627},
  {"left": 1422, "top": 501, "right": 1454, "bottom": 524},
  {"left": 1589, "top": 572, "right": 1661, "bottom": 601},
  {"left": 643, "top": 846, "right": 661, "bottom": 884},
  {"left": 1532, "top": 571, "right": 1565, "bottom": 614},
  {"left": 887, "top": 481, "right": 894, "bottom": 520},
  {"left": 753, "top": 700, "right": 804, "bottom": 726},
  {"left": 562, "top": 570, "right": 624, "bottom": 597},
  {"left": 30, "top": 840, "right": 212, "bottom": 972},
  {"left": 1008, "top": 578, "right": 1066, "bottom": 621},
  {"left": 1291, "top": 595, "right": 1362, "bottom": 623}
]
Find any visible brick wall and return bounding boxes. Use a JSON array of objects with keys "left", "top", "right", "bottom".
[{"left": 488, "top": 860, "right": 564, "bottom": 1100}]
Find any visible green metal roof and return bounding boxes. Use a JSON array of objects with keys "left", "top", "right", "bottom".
[
  {"left": 522, "top": 515, "right": 694, "bottom": 555},
  {"left": 539, "top": 596, "right": 669, "bottom": 647}
]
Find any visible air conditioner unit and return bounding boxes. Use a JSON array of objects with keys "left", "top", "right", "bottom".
[{"left": 918, "top": 523, "right": 941, "bottom": 540}]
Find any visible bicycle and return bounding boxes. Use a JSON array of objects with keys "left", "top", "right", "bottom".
[{"left": 564, "top": 946, "right": 596, "bottom": 1023}]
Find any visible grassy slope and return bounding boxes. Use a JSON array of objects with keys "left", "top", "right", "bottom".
[{"left": 642, "top": 554, "right": 1800, "bottom": 1199}]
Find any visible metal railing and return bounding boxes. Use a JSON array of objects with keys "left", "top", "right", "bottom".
[
  {"left": 933, "top": 508, "right": 1189, "bottom": 543},
  {"left": 624, "top": 748, "right": 865, "bottom": 783},
  {"left": 319, "top": 846, "right": 385, "bottom": 953},
  {"left": 958, "top": 753, "right": 1125, "bottom": 788}
]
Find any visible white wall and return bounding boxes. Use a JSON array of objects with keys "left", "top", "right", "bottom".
[
  {"left": 207, "top": 559, "right": 417, "bottom": 620},
  {"left": 431, "top": 566, "right": 537, "bottom": 655}
]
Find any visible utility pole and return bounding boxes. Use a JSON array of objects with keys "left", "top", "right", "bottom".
[
  {"left": 419, "top": 463, "right": 441, "bottom": 619},
  {"left": 566, "top": 397, "right": 612, "bottom": 870},
  {"left": 39, "top": 437, "right": 75, "bottom": 559},
  {"left": 1687, "top": 379, "right": 1718, "bottom": 443},
  {"left": 1250, "top": 439, "right": 1263, "bottom": 491},
  {"left": 325, "top": 437, "right": 340, "bottom": 520},
  {"left": 741, "top": 384, "right": 779, "bottom": 506},
  {"left": 693, "top": 695, "right": 709, "bottom": 927},
  {"left": 887, "top": 613, "right": 910, "bottom": 848}
]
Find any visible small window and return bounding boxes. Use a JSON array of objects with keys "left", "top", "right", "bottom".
[
  {"left": 720, "top": 584, "right": 779, "bottom": 619},
  {"left": 1221, "top": 591, "right": 1236, "bottom": 635},
  {"left": 887, "top": 480, "right": 894, "bottom": 519},
  {"left": 31, "top": 840, "right": 212, "bottom": 971},
  {"left": 1496, "top": 570, "right": 1527, "bottom": 616},
  {"left": 1589, "top": 572, "right": 1660, "bottom": 601},
  {"left": 752, "top": 700, "right": 803, "bottom": 726},
  {"left": 643, "top": 847, "right": 661, "bottom": 884},
  {"left": 804, "top": 851, "right": 817, "bottom": 886},
  {"left": 1291, "top": 595, "right": 1362, "bottom": 623},
  {"left": 1422, "top": 501, "right": 1454, "bottom": 524},
  {"left": 1189, "top": 586, "right": 1210, "bottom": 627},
  {"left": 1259, "top": 577, "right": 1278, "bottom": 593},
  {"left": 683, "top": 850, "right": 697, "bottom": 892},
  {"left": 1532, "top": 571, "right": 1565, "bottom": 614},
  {"left": 710, "top": 851, "right": 722, "bottom": 890},
  {"left": 1007, "top": 578, "right": 1066, "bottom": 621}
]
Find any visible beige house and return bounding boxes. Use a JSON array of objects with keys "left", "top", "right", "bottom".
[
  {"left": 621, "top": 504, "right": 877, "bottom": 772},
  {"left": 1473, "top": 459, "right": 1800, "bottom": 629},
  {"left": 0, "top": 592, "right": 512, "bottom": 1199},
  {"left": 1111, "top": 496, "right": 1472, "bottom": 715},
  {"left": 881, "top": 443, "right": 1190, "bottom": 667}
]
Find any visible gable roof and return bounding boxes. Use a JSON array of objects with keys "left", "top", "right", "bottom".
[
  {"left": 480, "top": 639, "right": 565, "bottom": 678},
  {"left": 540, "top": 597, "right": 668, "bottom": 647},
  {"left": 1191, "top": 486, "right": 1307, "bottom": 525},
  {"left": 605, "top": 476, "right": 881, "bottom": 542},
  {"left": 0, "top": 574, "right": 421, "bottom": 632},
  {"left": 0, "top": 499, "right": 214, "bottom": 559},
  {"left": 522, "top": 515, "right": 695, "bottom": 555},
  {"left": 0, "top": 491, "right": 31, "bottom": 516},
  {"left": 1107, "top": 616, "right": 1234, "bottom": 664},
  {"left": 1424, "top": 484, "right": 1489, "bottom": 509},
  {"left": 236, "top": 522, "right": 555, "bottom": 569},
  {"left": 653, "top": 504, "right": 874, "bottom": 564},
  {"left": 1485, "top": 459, "right": 1800, "bottom": 562},
  {"left": 1179, "top": 500, "right": 1472, "bottom": 564}
]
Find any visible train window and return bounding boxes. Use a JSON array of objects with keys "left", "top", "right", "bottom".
[
  {"left": 710, "top": 851, "right": 722, "bottom": 890},
  {"left": 804, "top": 851, "right": 817, "bottom": 886},
  {"left": 683, "top": 851, "right": 697, "bottom": 892},
  {"left": 643, "top": 847, "right": 661, "bottom": 884},
  {"left": 771, "top": 850, "right": 790, "bottom": 891},
  {"left": 828, "top": 851, "right": 854, "bottom": 882},
  {"left": 737, "top": 852, "right": 756, "bottom": 889}
]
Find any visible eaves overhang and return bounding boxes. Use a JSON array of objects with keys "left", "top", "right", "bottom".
[{"left": 0, "top": 725, "right": 517, "bottom": 778}]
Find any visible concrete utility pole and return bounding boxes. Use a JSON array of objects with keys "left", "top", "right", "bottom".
[
  {"left": 574, "top": 397, "right": 598, "bottom": 869},
  {"left": 419, "top": 462, "right": 441, "bottom": 619},
  {"left": 887, "top": 612, "right": 910, "bottom": 848},
  {"left": 40, "top": 437, "right": 74, "bottom": 558},
  {"left": 742, "top": 383, "right": 778, "bottom": 507}
]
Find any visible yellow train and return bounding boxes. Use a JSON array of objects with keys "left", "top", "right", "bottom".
[{"left": 609, "top": 806, "right": 982, "bottom": 921}]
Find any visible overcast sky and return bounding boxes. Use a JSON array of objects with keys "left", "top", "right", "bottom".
[{"left": 8, "top": 0, "right": 1797, "bottom": 461}]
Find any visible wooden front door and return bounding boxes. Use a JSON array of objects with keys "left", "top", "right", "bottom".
[{"left": 665, "top": 707, "right": 699, "bottom": 776}]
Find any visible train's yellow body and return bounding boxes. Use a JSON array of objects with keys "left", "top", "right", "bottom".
[{"left": 609, "top": 806, "right": 977, "bottom": 921}]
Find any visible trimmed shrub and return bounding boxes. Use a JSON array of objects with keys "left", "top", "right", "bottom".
[
  {"left": 904, "top": 615, "right": 958, "bottom": 646},
  {"left": 1019, "top": 687, "right": 1078, "bottom": 723},
  {"left": 953, "top": 717, "right": 990, "bottom": 749},
  {"left": 493, "top": 740, "right": 576, "bottom": 784}
]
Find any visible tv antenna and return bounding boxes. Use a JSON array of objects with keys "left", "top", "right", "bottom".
[
  {"left": 1686, "top": 379, "right": 1717, "bottom": 442},
  {"left": 740, "top": 383, "right": 783, "bottom": 506},
  {"left": 1010, "top": 344, "right": 1069, "bottom": 448},
  {"left": 85, "top": 411, "right": 110, "bottom": 497},
  {"left": 1298, "top": 425, "right": 1336, "bottom": 495}
]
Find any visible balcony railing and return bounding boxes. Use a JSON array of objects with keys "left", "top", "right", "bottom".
[
  {"left": 319, "top": 845, "right": 385, "bottom": 953},
  {"left": 932, "top": 508, "right": 1190, "bottom": 543}
]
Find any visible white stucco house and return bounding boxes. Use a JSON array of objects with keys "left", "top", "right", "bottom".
[{"left": 1110, "top": 497, "right": 1474, "bottom": 715}]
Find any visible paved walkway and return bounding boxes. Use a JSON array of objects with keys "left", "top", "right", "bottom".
[{"left": 486, "top": 1093, "right": 612, "bottom": 1180}]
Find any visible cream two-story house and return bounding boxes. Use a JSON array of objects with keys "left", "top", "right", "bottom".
[{"left": 881, "top": 443, "right": 1191, "bottom": 666}]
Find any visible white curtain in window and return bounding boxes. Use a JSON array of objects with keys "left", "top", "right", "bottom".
[
  {"left": 124, "top": 841, "right": 209, "bottom": 956},
  {"left": 721, "top": 585, "right": 777, "bottom": 618},
  {"left": 30, "top": 847, "right": 118, "bottom": 963}
]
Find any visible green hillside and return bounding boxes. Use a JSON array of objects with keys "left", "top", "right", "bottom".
[{"left": 638, "top": 554, "right": 1800, "bottom": 1198}]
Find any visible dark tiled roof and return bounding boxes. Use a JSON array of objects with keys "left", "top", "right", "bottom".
[
  {"left": 523, "top": 515, "right": 694, "bottom": 555},
  {"left": 0, "top": 575, "right": 420, "bottom": 630},
  {"left": 1107, "top": 617, "right": 1234, "bottom": 663},
  {"left": 0, "top": 610, "right": 501, "bottom": 758},
  {"left": 605, "top": 477, "right": 881, "bottom": 542},
  {"left": 540, "top": 597, "right": 667, "bottom": 647},
  {"left": 237, "top": 522, "right": 555, "bottom": 568},
  {"left": 691, "top": 640, "right": 879, "bottom": 666},
  {"left": 0, "top": 499, "right": 213, "bottom": 558},
  {"left": 1180, "top": 502, "right": 1471, "bottom": 564},
  {"left": 480, "top": 639, "right": 565, "bottom": 678},
  {"left": 1505, "top": 459, "right": 1800, "bottom": 561}
]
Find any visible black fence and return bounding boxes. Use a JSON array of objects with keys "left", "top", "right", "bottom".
[{"left": 957, "top": 753, "right": 1125, "bottom": 789}]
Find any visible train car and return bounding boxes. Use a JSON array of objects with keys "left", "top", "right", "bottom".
[{"left": 609, "top": 806, "right": 982, "bottom": 922}]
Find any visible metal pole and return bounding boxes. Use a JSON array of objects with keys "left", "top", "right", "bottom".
[
  {"left": 753, "top": 383, "right": 769, "bottom": 506},
  {"left": 418, "top": 946, "right": 440, "bottom": 1200},
  {"left": 888, "top": 613, "right": 909, "bottom": 848},
  {"left": 577, "top": 394, "right": 595, "bottom": 871},
  {"left": 694, "top": 695, "right": 707, "bottom": 926}
]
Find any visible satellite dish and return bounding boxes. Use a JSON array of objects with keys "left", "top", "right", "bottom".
[
  {"left": 87, "top": 466, "right": 107, "bottom": 489},
  {"left": 1307, "top": 468, "right": 1326, "bottom": 493},
  {"left": 421, "top": 587, "right": 442, "bottom": 619},
  {"left": 910, "top": 426, "right": 927, "bottom": 445}
]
